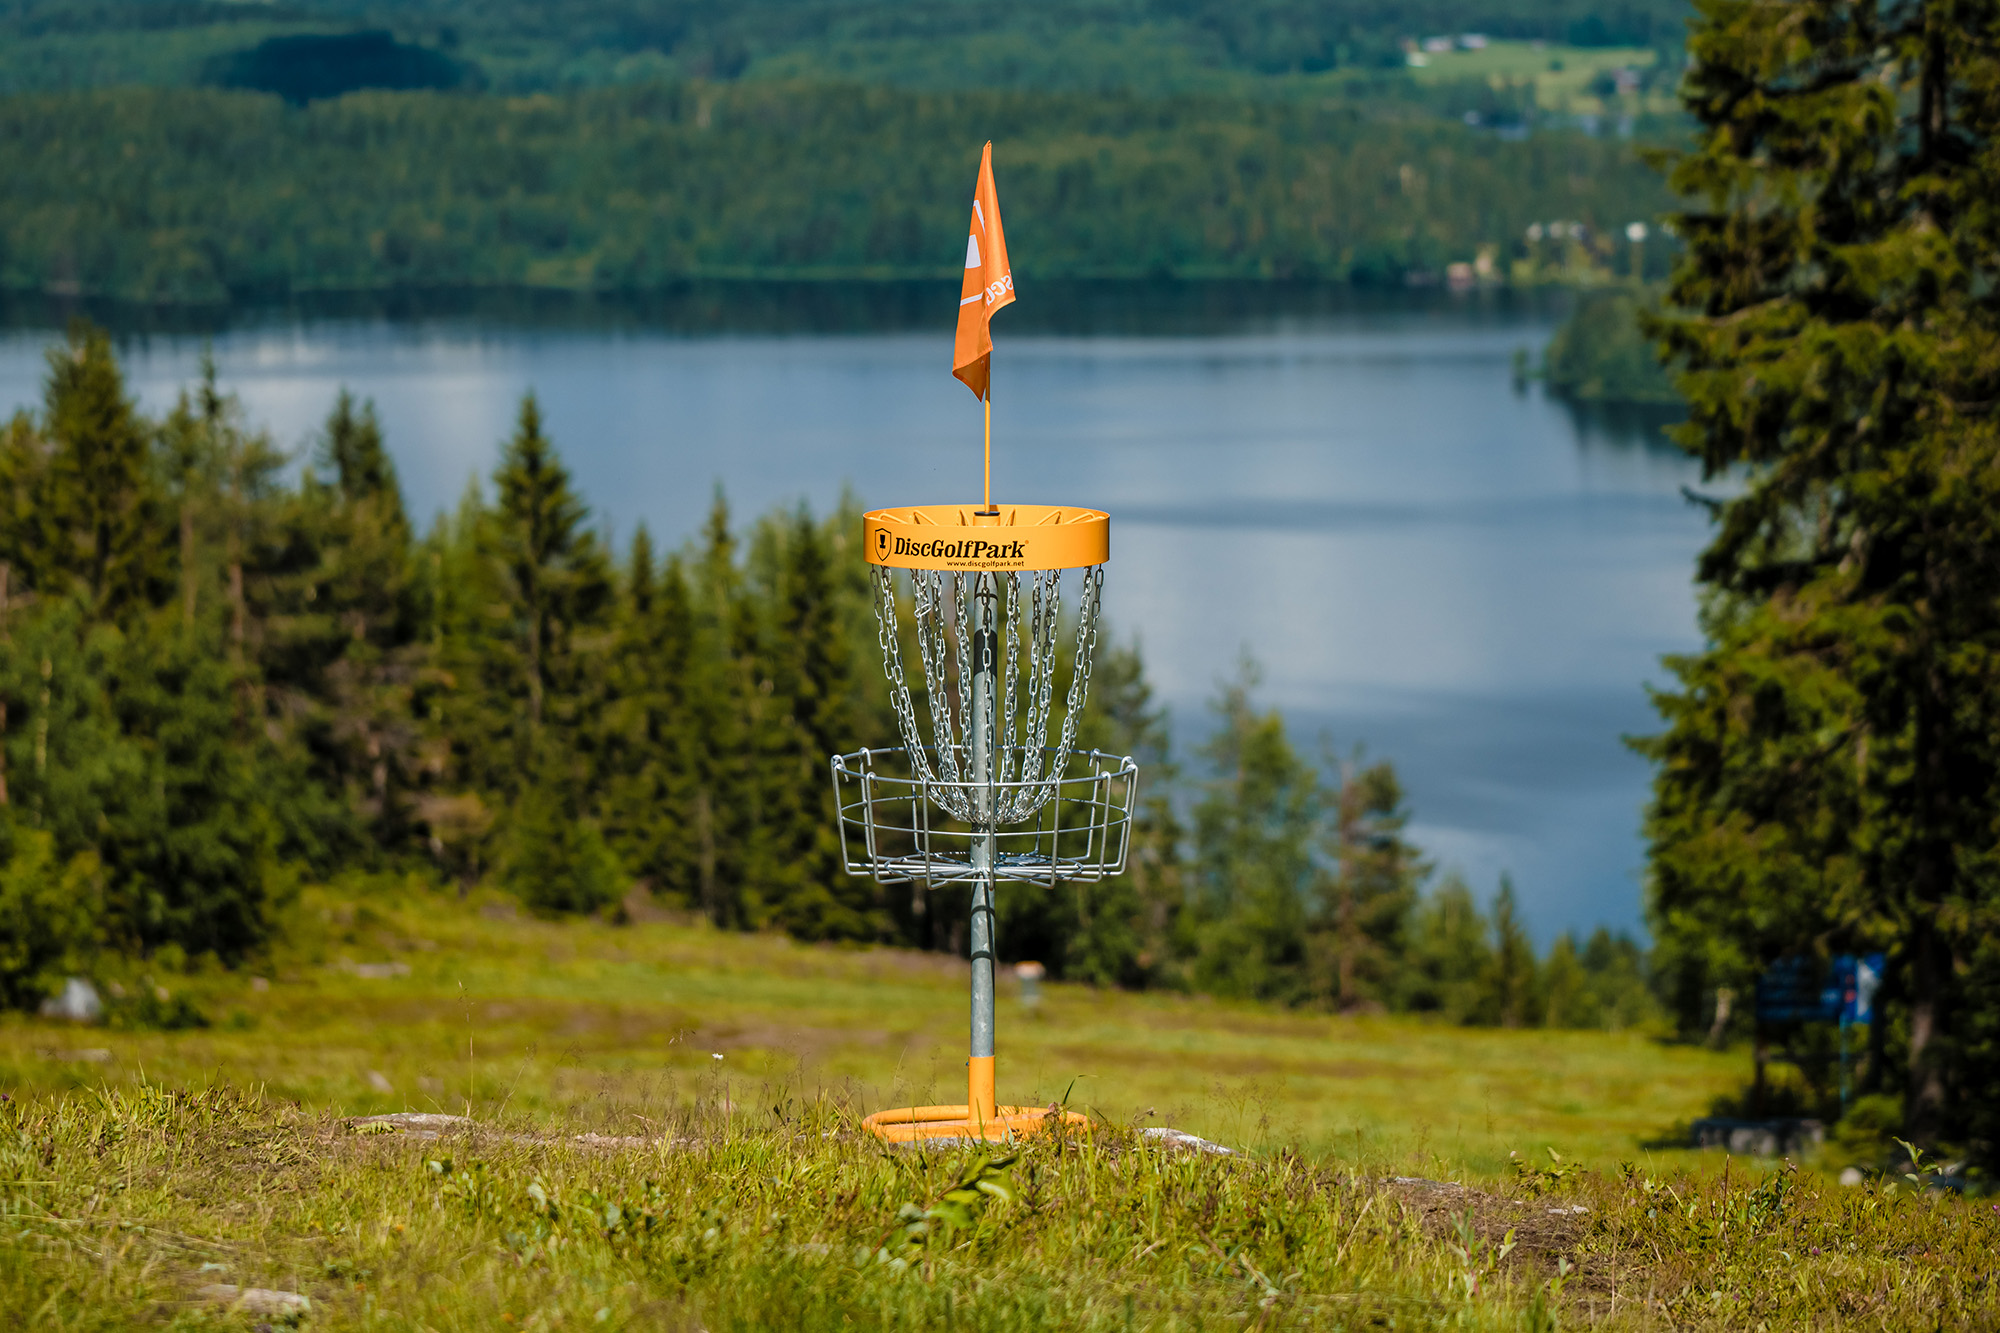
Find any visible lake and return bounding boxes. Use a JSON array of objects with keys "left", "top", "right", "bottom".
[{"left": 0, "top": 284, "right": 1708, "bottom": 943}]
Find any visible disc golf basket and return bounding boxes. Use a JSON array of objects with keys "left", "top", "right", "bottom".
[{"left": 831, "top": 504, "right": 1138, "bottom": 1142}]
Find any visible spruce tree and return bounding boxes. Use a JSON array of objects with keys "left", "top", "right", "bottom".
[
  {"left": 1189, "top": 664, "right": 1315, "bottom": 1003},
  {"left": 476, "top": 394, "right": 615, "bottom": 906},
  {"left": 598, "top": 527, "right": 703, "bottom": 908},
  {"left": 1542, "top": 933, "right": 1591, "bottom": 1028},
  {"left": 685, "top": 492, "right": 755, "bottom": 928},
  {"left": 1310, "top": 748, "right": 1421, "bottom": 1010},
  {"left": 487, "top": 393, "right": 609, "bottom": 750},
  {"left": 1399, "top": 874, "right": 1493, "bottom": 1023},
  {"left": 305, "top": 388, "right": 418, "bottom": 852},
  {"left": 1638, "top": 0, "right": 2000, "bottom": 1144},
  {"left": 761, "top": 508, "right": 877, "bottom": 940},
  {"left": 1484, "top": 876, "right": 1539, "bottom": 1028},
  {"left": 37, "top": 320, "right": 161, "bottom": 617}
]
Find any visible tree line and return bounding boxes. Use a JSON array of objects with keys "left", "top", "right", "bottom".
[
  {"left": 0, "top": 0, "right": 1688, "bottom": 101},
  {"left": 0, "top": 82, "right": 1673, "bottom": 303},
  {"left": 1635, "top": 0, "right": 2000, "bottom": 1156},
  {"left": 0, "top": 321, "right": 1651, "bottom": 1031}
]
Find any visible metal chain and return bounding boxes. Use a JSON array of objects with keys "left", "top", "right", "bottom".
[{"left": 872, "top": 561, "right": 1106, "bottom": 828}]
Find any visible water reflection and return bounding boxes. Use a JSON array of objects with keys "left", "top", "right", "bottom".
[{"left": 0, "top": 286, "right": 1705, "bottom": 942}]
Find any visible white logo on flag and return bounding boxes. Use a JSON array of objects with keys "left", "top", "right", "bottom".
[{"left": 965, "top": 234, "right": 982, "bottom": 269}]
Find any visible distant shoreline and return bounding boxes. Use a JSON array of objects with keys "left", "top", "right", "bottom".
[{"left": 0, "top": 277, "right": 1582, "bottom": 339}]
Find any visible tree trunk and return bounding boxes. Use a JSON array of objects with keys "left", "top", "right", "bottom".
[
  {"left": 0, "top": 562, "right": 8, "bottom": 808},
  {"left": 526, "top": 608, "right": 544, "bottom": 732},
  {"left": 1905, "top": 914, "right": 1949, "bottom": 1140},
  {"left": 696, "top": 786, "right": 718, "bottom": 926},
  {"left": 181, "top": 501, "right": 197, "bottom": 626}
]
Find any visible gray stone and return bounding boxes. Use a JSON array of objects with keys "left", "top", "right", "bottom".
[
  {"left": 1689, "top": 1116, "right": 1824, "bottom": 1156},
  {"left": 39, "top": 977, "right": 102, "bottom": 1023},
  {"left": 195, "top": 1284, "right": 311, "bottom": 1317},
  {"left": 1139, "top": 1126, "right": 1234, "bottom": 1155}
]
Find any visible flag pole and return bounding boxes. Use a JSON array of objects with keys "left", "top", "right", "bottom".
[{"left": 983, "top": 388, "right": 992, "bottom": 510}]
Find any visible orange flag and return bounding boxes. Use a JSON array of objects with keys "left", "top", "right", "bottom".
[{"left": 952, "top": 142, "right": 1014, "bottom": 401}]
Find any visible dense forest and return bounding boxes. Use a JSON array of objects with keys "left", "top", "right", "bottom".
[
  {"left": 0, "top": 82, "right": 1674, "bottom": 303},
  {"left": 1, "top": 0, "right": 1689, "bottom": 97},
  {"left": 0, "top": 323, "right": 1654, "bottom": 1035}
]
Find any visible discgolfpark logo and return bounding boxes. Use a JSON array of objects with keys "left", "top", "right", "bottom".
[
  {"left": 862, "top": 505, "right": 1110, "bottom": 572},
  {"left": 888, "top": 536, "right": 1028, "bottom": 562}
]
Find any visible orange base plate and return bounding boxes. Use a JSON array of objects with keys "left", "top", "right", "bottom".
[{"left": 862, "top": 1104, "right": 1089, "bottom": 1143}]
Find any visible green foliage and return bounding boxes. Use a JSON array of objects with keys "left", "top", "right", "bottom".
[
  {"left": 1400, "top": 873, "right": 1496, "bottom": 1021},
  {"left": 1635, "top": 0, "right": 2000, "bottom": 1155},
  {"left": 208, "top": 30, "right": 476, "bottom": 105},
  {"left": 1542, "top": 286, "right": 1680, "bottom": 404},
  {"left": 872, "top": 1152, "right": 1024, "bottom": 1268},
  {"left": 0, "top": 821, "right": 101, "bottom": 1009},
  {"left": 1190, "top": 664, "right": 1319, "bottom": 1003},
  {"left": 0, "top": 325, "right": 1656, "bottom": 1021},
  {"left": 0, "top": 1, "right": 1693, "bottom": 100},
  {"left": 501, "top": 786, "right": 624, "bottom": 918},
  {"left": 0, "top": 83, "right": 1672, "bottom": 301}
]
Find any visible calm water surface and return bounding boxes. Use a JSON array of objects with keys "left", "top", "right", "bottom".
[{"left": 0, "top": 287, "right": 1707, "bottom": 942}]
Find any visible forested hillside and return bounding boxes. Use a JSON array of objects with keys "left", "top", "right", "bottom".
[
  {"left": 0, "top": 83, "right": 1672, "bottom": 302},
  {"left": 0, "top": 325, "right": 1651, "bottom": 1033},
  {"left": 2, "top": 0, "right": 1688, "bottom": 96}
]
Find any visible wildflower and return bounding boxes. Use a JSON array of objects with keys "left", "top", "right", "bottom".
[{"left": 712, "top": 1052, "right": 724, "bottom": 1061}]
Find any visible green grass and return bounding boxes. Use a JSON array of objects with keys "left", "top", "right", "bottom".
[
  {"left": 1, "top": 884, "right": 1738, "bottom": 1176},
  {"left": 4, "top": 886, "right": 1990, "bottom": 1329},
  {"left": 1403, "top": 41, "right": 1674, "bottom": 115}
]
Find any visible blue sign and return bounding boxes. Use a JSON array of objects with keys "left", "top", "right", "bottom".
[
  {"left": 1837, "top": 952, "right": 1883, "bottom": 1024},
  {"left": 1754, "top": 953, "right": 1885, "bottom": 1025}
]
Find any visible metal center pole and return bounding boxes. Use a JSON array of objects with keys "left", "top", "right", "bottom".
[{"left": 967, "top": 575, "right": 999, "bottom": 1125}]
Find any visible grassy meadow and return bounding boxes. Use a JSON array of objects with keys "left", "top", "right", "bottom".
[
  {"left": 3, "top": 887, "right": 1994, "bottom": 1330},
  {"left": 0, "top": 883, "right": 1740, "bottom": 1175}
]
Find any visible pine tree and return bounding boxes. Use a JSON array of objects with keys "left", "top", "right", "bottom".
[
  {"left": 1399, "top": 874, "right": 1493, "bottom": 1023},
  {"left": 1579, "top": 927, "right": 1655, "bottom": 1030},
  {"left": 1189, "top": 662, "right": 1315, "bottom": 1003},
  {"left": 1310, "top": 748, "right": 1421, "bottom": 1010},
  {"left": 1542, "top": 932, "right": 1590, "bottom": 1028},
  {"left": 1638, "top": 0, "right": 2000, "bottom": 1144},
  {"left": 1484, "top": 876, "right": 1539, "bottom": 1028},
  {"left": 760, "top": 507, "right": 877, "bottom": 940},
  {"left": 487, "top": 392, "right": 610, "bottom": 753},
  {"left": 37, "top": 320, "right": 161, "bottom": 617},
  {"left": 598, "top": 527, "right": 703, "bottom": 908},
  {"left": 684, "top": 492, "right": 755, "bottom": 928},
  {"left": 304, "top": 388, "right": 419, "bottom": 853}
]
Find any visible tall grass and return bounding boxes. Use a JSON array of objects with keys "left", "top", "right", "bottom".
[{"left": 1, "top": 1083, "right": 1992, "bottom": 1330}]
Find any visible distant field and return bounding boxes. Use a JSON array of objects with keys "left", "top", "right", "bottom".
[
  {"left": 2, "top": 884, "right": 1740, "bottom": 1177},
  {"left": 1403, "top": 40, "right": 1674, "bottom": 115}
]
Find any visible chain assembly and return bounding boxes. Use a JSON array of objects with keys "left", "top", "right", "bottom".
[{"left": 872, "top": 564, "right": 1103, "bottom": 826}]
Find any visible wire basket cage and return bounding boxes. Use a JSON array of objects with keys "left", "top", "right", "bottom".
[
  {"left": 870, "top": 564, "right": 1105, "bottom": 828},
  {"left": 831, "top": 744, "right": 1138, "bottom": 886}
]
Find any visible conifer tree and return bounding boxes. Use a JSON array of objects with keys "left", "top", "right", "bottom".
[
  {"left": 1190, "top": 664, "right": 1315, "bottom": 1002},
  {"left": 1639, "top": 0, "right": 2000, "bottom": 1144},
  {"left": 1484, "top": 876, "right": 1539, "bottom": 1028},
  {"left": 487, "top": 393, "right": 609, "bottom": 752},
  {"left": 598, "top": 527, "right": 703, "bottom": 907},
  {"left": 1310, "top": 748, "right": 1422, "bottom": 1010},
  {"left": 305, "top": 388, "right": 418, "bottom": 851},
  {"left": 37, "top": 320, "right": 161, "bottom": 617},
  {"left": 761, "top": 508, "right": 878, "bottom": 940},
  {"left": 684, "top": 492, "right": 755, "bottom": 928},
  {"left": 471, "top": 394, "right": 615, "bottom": 904},
  {"left": 1542, "top": 932, "right": 1590, "bottom": 1028},
  {"left": 1399, "top": 874, "right": 1493, "bottom": 1022}
]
